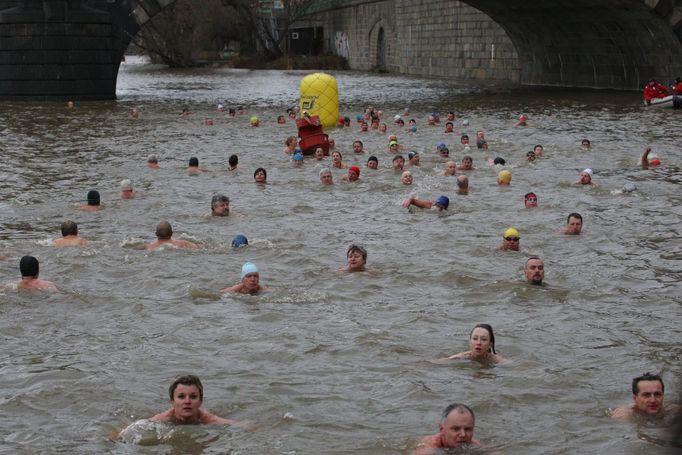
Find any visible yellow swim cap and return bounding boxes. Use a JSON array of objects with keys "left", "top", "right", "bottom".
[
  {"left": 503, "top": 227, "right": 519, "bottom": 238},
  {"left": 498, "top": 170, "right": 512, "bottom": 183},
  {"left": 250, "top": 116, "right": 259, "bottom": 125}
]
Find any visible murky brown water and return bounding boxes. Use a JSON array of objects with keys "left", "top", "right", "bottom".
[{"left": 0, "top": 57, "right": 680, "bottom": 454}]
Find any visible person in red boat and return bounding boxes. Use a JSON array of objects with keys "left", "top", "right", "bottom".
[{"left": 642, "top": 79, "right": 669, "bottom": 104}]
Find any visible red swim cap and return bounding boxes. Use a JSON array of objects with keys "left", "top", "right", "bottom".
[
  {"left": 650, "top": 158, "right": 661, "bottom": 166},
  {"left": 349, "top": 166, "right": 360, "bottom": 175}
]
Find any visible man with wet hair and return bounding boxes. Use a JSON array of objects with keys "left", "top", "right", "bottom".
[
  {"left": 17, "top": 255, "right": 57, "bottom": 290},
  {"left": 563, "top": 212, "right": 583, "bottom": 235},
  {"left": 524, "top": 256, "right": 544, "bottom": 285},
  {"left": 456, "top": 175, "right": 469, "bottom": 195},
  {"left": 79, "top": 190, "right": 104, "bottom": 212},
  {"left": 416, "top": 403, "right": 482, "bottom": 453},
  {"left": 211, "top": 194, "right": 230, "bottom": 217},
  {"left": 54, "top": 220, "right": 88, "bottom": 247},
  {"left": 612, "top": 373, "right": 679, "bottom": 421},
  {"left": 352, "top": 140, "right": 365, "bottom": 154},
  {"left": 145, "top": 221, "right": 198, "bottom": 249}
]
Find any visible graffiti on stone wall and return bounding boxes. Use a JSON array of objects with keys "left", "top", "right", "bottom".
[{"left": 335, "top": 31, "right": 349, "bottom": 59}]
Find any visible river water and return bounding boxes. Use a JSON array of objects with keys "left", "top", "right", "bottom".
[{"left": 0, "top": 57, "right": 680, "bottom": 454}]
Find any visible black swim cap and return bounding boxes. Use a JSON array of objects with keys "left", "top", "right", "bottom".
[
  {"left": 87, "top": 190, "right": 100, "bottom": 205},
  {"left": 493, "top": 157, "right": 506, "bottom": 165},
  {"left": 20, "top": 255, "right": 39, "bottom": 277},
  {"left": 189, "top": 157, "right": 199, "bottom": 167}
]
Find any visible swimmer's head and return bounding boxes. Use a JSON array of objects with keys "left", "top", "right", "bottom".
[
  {"left": 388, "top": 140, "right": 399, "bottom": 148},
  {"left": 462, "top": 119, "right": 469, "bottom": 126},
  {"left": 650, "top": 158, "right": 661, "bottom": 166},
  {"left": 169, "top": 375, "right": 203, "bottom": 401},
  {"left": 119, "top": 179, "right": 133, "bottom": 191},
  {"left": 147, "top": 154, "right": 158, "bottom": 164},
  {"left": 250, "top": 116, "right": 259, "bottom": 126},
  {"left": 434, "top": 195, "right": 449, "bottom": 210},
  {"left": 155, "top": 220, "right": 173, "bottom": 239},
  {"left": 228, "top": 154, "right": 238, "bottom": 167},
  {"left": 61, "top": 220, "right": 78, "bottom": 236},
  {"left": 493, "top": 157, "right": 506, "bottom": 165},
  {"left": 394, "top": 114, "right": 401, "bottom": 121},
  {"left": 497, "top": 170, "right": 512, "bottom": 185},
  {"left": 232, "top": 234, "right": 248, "bottom": 248},
  {"left": 188, "top": 157, "right": 199, "bottom": 167},
  {"left": 86, "top": 190, "right": 100, "bottom": 205},
  {"left": 388, "top": 134, "right": 398, "bottom": 142},
  {"left": 20, "top": 255, "right": 39, "bottom": 277},
  {"left": 408, "top": 151, "right": 417, "bottom": 160},
  {"left": 241, "top": 262, "right": 259, "bottom": 280},
  {"left": 292, "top": 152, "right": 304, "bottom": 161},
  {"left": 437, "top": 143, "right": 446, "bottom": 151},
  {"left": 503, "top": 227, "right": 520, "bottom": 239}
]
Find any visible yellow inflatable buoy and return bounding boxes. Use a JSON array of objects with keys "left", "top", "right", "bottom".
[{"left": 300, "top": 73, "right": 339, "bottom": 128}]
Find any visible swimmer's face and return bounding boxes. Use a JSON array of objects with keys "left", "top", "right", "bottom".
[
  {"left": 445, "top": 123, "right": 454, "bottom": 133},
  {"left": 320, "top": 173, "right": 333, "bottom": 185},
  {"left": 633, "top": 380, "right": 664, "bottom": 415},
  {"left": 379, "top": 124, "right": 387, "bottom": 133},
  {"left": 353, "top": 142, "right": 363, "bottom": 153},
  {"left": 347, "top": 251, "right": 365, "bottom": 271},
  {"left": 242, "top": 272, "right": 260, "bottom": 293},
  {"left": 171, "top": 384, "right": 202, "bottom": 423},
  {"left": 401, "top": 172, "right": 413, "bottom": 185},
  {"left": 439, "top": 410, "right": 475, "bottom": 448},
  {"left": 524, "top": 195, "right": 538, "bottom": 208},
  {"left": 461, "top": 158, "right": 472, "bottom": 170},
  {"left": 581, "top": 140, "right": 591, "bottom": 148},
  {"left": 446, "top": 113, "right": 455, "bottom": 121},
  {"left": 347, "top": 169, "right": 359, "bottom": 181},
  {"left": 476, "top": 131, "right": 484, "bottom": 139},
  {"left": 332, "top": 152, "right": 342, "bottom": 164},
  {"left": 360, "top": 123, "right": 368, "bottom": 131},
  {"left": 461, "top": 137, "right": 469, "bottom": 145},
  {"left": 579, "top": 172, "right": 591, "bottom": 184},
  {"left": 409, "top": 119, "right": 416, "bottom": 126},
  {"left": 212, "top": 201, "right": 229, "bottom": 216},
  {"left": 524, "top": 259, "right": 544, "bottom": 285},
  {"left": 534, "top": 145, "right": 543, "bottom": 155},
  {"left": 566, "top": 216, "right": 582, "bottom": 235},
  {"left": 254, "top": 170, "right": 266, "bottom": 183},
  {"left": 427, "top": 116, "right": 435, "bottom": 125},
  {"left": 367, "top": 160, "right": 378, "bottom": 170},
  {"left": 409, "top": 155, "right": 420, "bottom": 165},
  {"left": 446, "top": 162, "right": 457, "bottom": 174},
  {"left": 502, "top": 235, "right": 520, "bottom": 251},
  {"left": 389, "top": 144, "right": 398, "bottom": 152},
  {"left": 392, "top": 158, "right": 404, "bottom": 170},
  {"left": 277, "top": 116, "right": 286, "bottom": 124},
  {"left": 314, "top": 149, "right": 324, "bottom": 160},
  {"left": 469, "top": 327, "right": 492, "bottom": 355}
]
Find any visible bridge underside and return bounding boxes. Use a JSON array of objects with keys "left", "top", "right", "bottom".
[{"left": 465, "top": 0, "right": 682, "bottom": 89}]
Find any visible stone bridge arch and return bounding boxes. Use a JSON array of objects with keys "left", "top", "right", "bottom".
[{"left": 0, "top": 0, "right": 181, "bottom": 99}]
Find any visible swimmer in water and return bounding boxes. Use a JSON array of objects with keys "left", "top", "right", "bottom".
[
  {"left": 524, "top": 256, "right": 544, "bottom": 285},
  {"left": 612, "top": 372, "right": 680, "bottom": 422},
  {"left": 352, "top": 140, "right": 365, "bottom": 154},
  {"left": 401, "top": 170, "right": 413, "bottom": 185},
  {"left": 292, "top": 151, "right": 304, "bottom": 167},
  {"left": 227, "top": 154, "right": 239, "bottom": 171},
  {"left": 515, "top": 114, "right": 528, "bottom": 127},
  {"left": 130, "top": 107, "right": 139, "bottom": 119},
  {"left": 581, "top": 138, "right": 591, "bottom": 149},
  {"left": 119, "top": 179, "right": 135, "bottom": 199},
  {"left": 149, "top": 375, "right": 249, "bottom": 427},
  {"left": 439, "top": 161, "right": 457, "bottom": 176},
  {"left": 250, "top": 116, "right": 259, "bottom": 127},
  {"left": 79, "top": 190, "right": 104, "bottom": 211},
  {"left": 497, "top": 170, "right": 512, "bottom": 186},
  {"left": 497, "top": 227, "right": 520, "bottom": 251},
  {"left": 314, "top": 148, "right": 325, "bottom": 161},
  {"left": 147, "top": 155, "right": 160, "bottom": 169},
  {"left": 16, "top": 255, "right": 57, "bottom": 290},
  {"left": 415, "top": 403, "right": 482, "bottom": 454},
  {"left": 444, "top": 122, "right": 454, "bottom": 133},
  {"left": 342, "top": 166, "right": 361, "bottom": 182},
  {"left": 145, "top": 221, "right": 198, "bottom": 249},
  {"left": 524, "top": 192, "right": 538, "bottom": 208},
  {"left": 438, "top": 146, "right": 450, "bottom": 159},
  {"left": 210, "top": 194, "right": 230, "bottom": 217},
  {"left": 640, "top": 147, "right": 661, "bottom": 169},
  {"left": 562, "top": 212, "right": 583, "bottom": 235},
  {"left": 319, "top": 168, "right": 334, "bottom": 185},
  {"left": 367, "top": 156, "right": 379, "bottom": 169},
  {"left": 435, "top": 324, "right": 505, "bottom": 364},
  {"left": 575, "top": 168, "right": 594, "bottom": 185},
  {"left": 388, "top": 140, "right": 399, "bottom": 153},
  {"left": 346, "top": 244, "right": 367, "bottom": 272},
  {"left": 232, "top": 234, "right": 248, "bottom": 248},
  {"left": 188, "top": 157, "right": 204, "bottom": 173},
  {"left": 277, "top": 115, "right": 286, "bottom": 124},
  {"left": 456, "top": 175, "right": 469, "bottom": 195},
  {"left": 460, "top": 134, "right": 469, "bottom": 146},
  {"left": 533, "top": 144, "right": 544, "bottom": 157},
  {"left": 331, "top": 151, "right": 347, "bottom": 169},
  {"left": 53, "top": 220, "right": 88, "bottom": 247},
  {"left": 459, "top": 156, "right": 474, "bottom": 171},
  {"left": 402, "top": 195, "right": 449, "bottom": 211},
  {"left": 392, "top": 155, "right": 405, "bottom": 171},
  {"left": 407, "top": 151, "right": 420, "bottom": 166},
  {"left": 284, "top": 136, "right": 297, "bottom": 155},
  {"left": 254, "top": 167, "right": 267, "bottom": 184},
  {"left": 222, "top": 262, "right": 268, "bottom": 295}
]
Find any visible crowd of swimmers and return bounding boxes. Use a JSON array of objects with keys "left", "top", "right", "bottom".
[{"left": 10, "top": 101, "right": 678, "bottom": 450}]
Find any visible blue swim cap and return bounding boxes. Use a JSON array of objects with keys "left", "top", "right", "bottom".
[
  {"left": 437, "top": 143, "right": 446, "bottom": 150},
  {"left": 241, "top": 262, "right": 258, "bottom": 280},
  {"left": 232, "top": 234, "right": 248, "bottom": 248},
  {"left": 293, "top": 152, "right": 303, "bottom": 161},
  {"left": 435, "top": 196, "right": 449, "bottom": 209},
  {"left": 356, "top": 114, "right": 363, "bottom": 121}
]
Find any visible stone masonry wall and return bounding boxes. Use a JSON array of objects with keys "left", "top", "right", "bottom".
[{"left": 312, "top": 0, "right": 520, "bottom": 83}]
